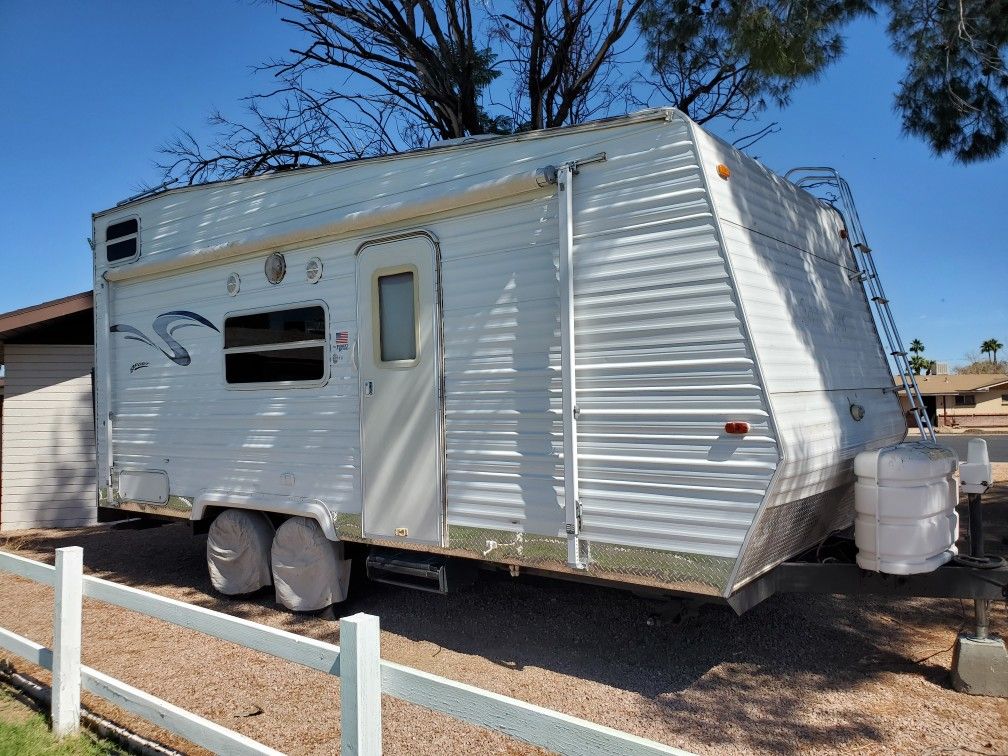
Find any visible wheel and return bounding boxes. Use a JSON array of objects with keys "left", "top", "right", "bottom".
[
  {"left": 271, "top": 516, "right": 352, "bottom": 611},
  {"left": 206, "top": 508, "right": 274, "bottom": 595}
]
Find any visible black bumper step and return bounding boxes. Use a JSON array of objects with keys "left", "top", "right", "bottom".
[{"left": 365, "top": 550, "right": 476, "bottom": 594}]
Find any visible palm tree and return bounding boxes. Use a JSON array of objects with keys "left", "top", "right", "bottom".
[
  {"left": 909, "top": 355, "right": 931, "bottom": 375},
  {"left": 981, "top": 338, "right": 1003, "bottom": 363},
  {"left": 909, "top": 338, "right": 925, "bottom": 355}
]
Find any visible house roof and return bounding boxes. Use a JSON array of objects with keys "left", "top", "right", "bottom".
[
  {"left": 0, "top": 291, "right": 94, "bottom": 363},
  {"left": 897, "top": 373, "right": 1008, "bottom": 395}
]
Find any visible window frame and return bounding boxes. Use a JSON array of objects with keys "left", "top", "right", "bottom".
[
  {"left": 1002, "top": 394, "right": 1008, "bottom": 406},
  {"left": 104, "top": 214, "right": 141, "bottom": 265},
  {"left": 370, "top": 263, "right": 421, "bottom": 370},
  {"left": 955, "top": 393, "right": 976, "bottom": 407},
  {"left": 222, "top": 301, "right": 330, "bottom": 390}
]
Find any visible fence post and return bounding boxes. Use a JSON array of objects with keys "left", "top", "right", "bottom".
[
  {"left": 52, "top": 546, "right": 83, "bottom": 737},
  {"left": 340, "top": 613, "right": 381, "bottom": 756}
]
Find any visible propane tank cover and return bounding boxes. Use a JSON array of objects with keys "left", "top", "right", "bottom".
[{"left": 854, "top": 442, "right": 959, "bottom": 575}]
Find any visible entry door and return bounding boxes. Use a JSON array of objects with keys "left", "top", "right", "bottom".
[{"left": 357, "top": 235, "right": 443, "bottom": 545}]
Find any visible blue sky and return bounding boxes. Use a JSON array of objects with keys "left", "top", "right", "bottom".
[{"left": 0, "top": 3, "right": 1003, "bottom": 367}]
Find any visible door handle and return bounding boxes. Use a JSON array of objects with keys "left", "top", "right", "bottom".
[{"left": 363, "top": 380, "right": 374, "bottom": 397}]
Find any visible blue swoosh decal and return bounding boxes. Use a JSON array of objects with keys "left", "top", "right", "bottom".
[{"left": 110, "top": 310, "right": 219, "bottom": 367}]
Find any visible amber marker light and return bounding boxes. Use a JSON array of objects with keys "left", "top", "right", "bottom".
[
  {"left": 716, "top": 164, "right": 731, "bottom": 180},
  {"left": 725, "top": 421, "right": 750, "bottom": 434}
]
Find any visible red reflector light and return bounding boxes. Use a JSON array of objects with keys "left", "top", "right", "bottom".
[{"left": 725, "top": 421, "right": 750, "bottom": 435}]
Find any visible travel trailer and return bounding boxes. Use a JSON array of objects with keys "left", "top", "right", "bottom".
[{"left": 91, "top": 108, "right": 911, "bottom": 610}]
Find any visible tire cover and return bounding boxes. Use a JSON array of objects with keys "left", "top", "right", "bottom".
[
  {"left": 271, "top": 517, "right": 351, "bottom": 611},
  {"left": 206, "top": 509, "right": 274, "bottom": 595}
]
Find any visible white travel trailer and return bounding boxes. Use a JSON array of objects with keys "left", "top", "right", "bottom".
[{"left": 92, "top": 108, "right": 909, "bottom": 609}]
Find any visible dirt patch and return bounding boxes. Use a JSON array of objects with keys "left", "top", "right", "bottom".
[
  {"left": 2, "top": 489, "right": 1008, "bottom": 755},
  {"left": 992, "top": 462, "right": 1008, "bottom": 483}
]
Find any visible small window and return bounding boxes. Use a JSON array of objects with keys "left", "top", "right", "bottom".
[
  {"left": 955, "top": 394, "right": 976, "bottom": 407},
  {"left": 106, "top": 217, "right": 139, "bottom": 263},
  {"left": 1001, "top": 394, "right": 1008, "bottom": 406},
  {"left": 224, "top": 305, "right": 327, "bottom": 386},
  {"left": 376, "top": 271, "right": 417, "bottom": 362}
]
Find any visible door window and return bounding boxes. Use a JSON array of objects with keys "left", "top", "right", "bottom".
[{"left": 375, "top": 270, "right": 417, "bottom": 363}]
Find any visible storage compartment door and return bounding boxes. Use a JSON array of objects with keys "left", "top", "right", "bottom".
[{"left": 356, "top": 235, "right": 443, "bottom": 545}]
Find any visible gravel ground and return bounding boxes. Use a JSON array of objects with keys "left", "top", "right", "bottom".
[{"left": 1, "top": 484, "right": 1007, "bottom": 755}]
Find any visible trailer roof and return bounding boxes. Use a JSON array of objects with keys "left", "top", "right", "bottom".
[{"left": 95, "top": 108, "right": 680, "bottom": 219}]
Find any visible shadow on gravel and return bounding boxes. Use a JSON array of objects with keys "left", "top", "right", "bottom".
[{"left": 3, "top": 482, "right": 1004, "bottom": 754}]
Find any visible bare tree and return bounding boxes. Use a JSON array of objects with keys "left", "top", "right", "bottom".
[
  {"left": 157, "top": 0, "right": 1008, "bottom": 186},
  {"left": 490, "top": 0, "right": 646, "bottom": 130},
  {"left": 159, "top": 0, "right": 510, "bottom": 183}
]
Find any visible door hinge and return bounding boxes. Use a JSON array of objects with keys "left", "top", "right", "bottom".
[{"left": 566, "top": 499, "right": 582, "bottom": 535}]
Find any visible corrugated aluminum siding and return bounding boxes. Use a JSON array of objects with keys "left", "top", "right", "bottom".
[
  {"left": 693, "top": 128, "right": 905, "bottom": 502},
  {"left": 1, "top": 345, "right": 96, "bottom": 531},
  {"left": 691, "top": 127, "right": 906, "bottom": 588},
  {"left": 107, "top": 240, "right": 360, "bottom": 511},
  {"left": 570, "top": 120, "right": 777, "bottom": 560},
  {"left": 439, "top": 198, "right": 565, "bottom": 538}
]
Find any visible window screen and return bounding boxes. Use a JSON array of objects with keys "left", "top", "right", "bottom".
[
  {"left": 224, "top": 305, "right": 327, "bottom": 385},
  {"left": 377, "top": 272, "right": 417, "bottom": 362},
  {"left": 106, "top": 217, "right": 139, "bottom": 262}
]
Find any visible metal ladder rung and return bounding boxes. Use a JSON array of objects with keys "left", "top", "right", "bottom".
[
  {"left": 873, "top": 296, "right": 889, "bottom": 304},
  {"left": 891, "top": 351, "right": 907, "bottom": 357}
]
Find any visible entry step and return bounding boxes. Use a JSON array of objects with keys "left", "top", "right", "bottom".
[{"left": 366, "top": 550, "right": 476, "bottom": 594}]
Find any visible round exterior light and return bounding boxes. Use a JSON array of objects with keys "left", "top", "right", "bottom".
[
  {"left": 306, "top": 256, "right": 323, "bottom": 284},
  {"left": 226, "top": 272, "right": 241, "bottom": 296},
  {"left": 265, "top": 252, "right": 286, "bottom": 285}
]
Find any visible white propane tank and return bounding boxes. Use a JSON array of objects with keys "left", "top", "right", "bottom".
[{"left": 854, "top": 441, "right": 959, "bottom": 574}]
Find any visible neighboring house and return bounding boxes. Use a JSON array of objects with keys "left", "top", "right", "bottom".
[
  {"left": 898, "top": 373, "right": 1008, "bottom": 429},
  {"left": 0, "top": 292, "right": 96, "bottom": 531}
]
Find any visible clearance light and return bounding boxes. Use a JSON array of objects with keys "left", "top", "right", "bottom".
[
  {"left": 716, "top": 164, "right": 731, "bottom": 180},
  {"left": 839, "top": 228, "right": 849, "bottom": 240},
  {"left": 725, "top": 421, "right": 750, "bottom": 435}
]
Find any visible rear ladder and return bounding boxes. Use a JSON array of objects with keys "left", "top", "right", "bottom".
[{"left": 784, "top": 166, "right": 935, "bottom": 442}]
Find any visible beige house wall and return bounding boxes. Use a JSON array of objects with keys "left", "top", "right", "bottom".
[
  {"left": 935, "top": 387, "right": 1008, "bottom": 426},
  {"left": 1, "top": 344, "right": 96, "bottom": 531}
]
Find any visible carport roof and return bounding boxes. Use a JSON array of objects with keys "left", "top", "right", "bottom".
[{"left": 0, "top": 290, "right": 94, "bottom": 363}]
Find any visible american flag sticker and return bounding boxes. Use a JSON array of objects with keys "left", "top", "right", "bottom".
[{"left": 334, "top": 331, "right": 349, "bottom": 345}]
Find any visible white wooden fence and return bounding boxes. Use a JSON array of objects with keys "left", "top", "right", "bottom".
[{"left": 0, "top": 547, "right": 690, "bottom": 755}]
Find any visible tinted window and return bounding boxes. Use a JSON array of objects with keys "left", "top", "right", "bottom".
[
  {"left": 106, "top": 218, "right": 138, "bottom": 241},
  {"left": 105, "top": 217, "right": 139, "bottom": 263},
  {"left": 224, "top": 306, "right": 326, "bottom": 348},
  {"left": 225, "top": 346, "right": 326, "bottom": 384},
  {"left": 223, "top": 305, "right": 327, "bottom": 386},
  {"left": 106, "top": 238, "right": 137, "bottom": 262}
]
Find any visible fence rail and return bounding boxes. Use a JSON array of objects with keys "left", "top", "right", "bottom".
[{"left": 0, "top": 547, "right": 689, "bottom": 755}]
